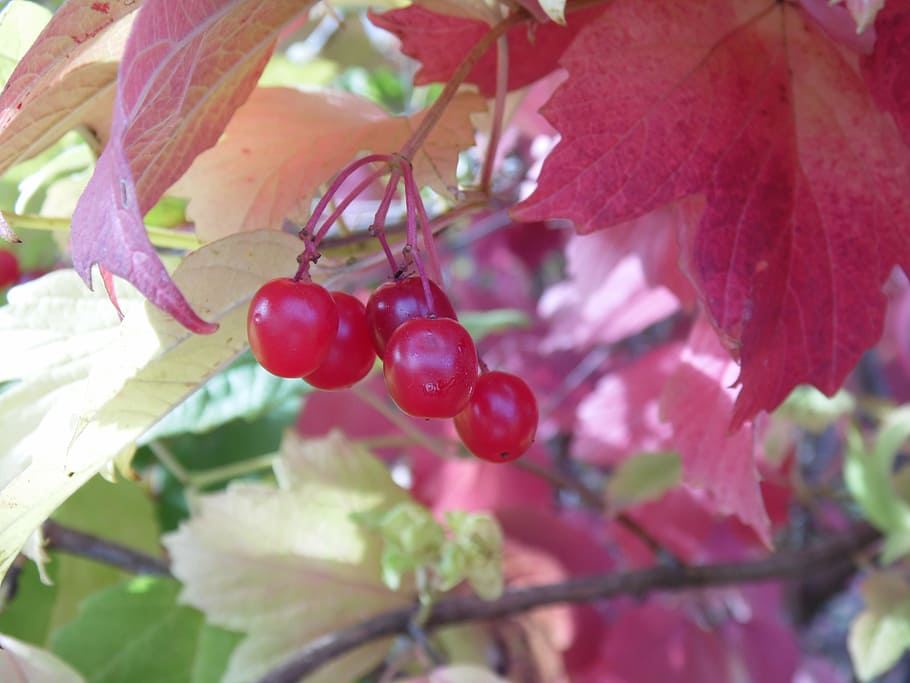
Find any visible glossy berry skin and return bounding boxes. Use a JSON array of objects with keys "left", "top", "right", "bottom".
[
  {"left": 366, "top": 276, "right": 457, "bottom": 358},
  {"left": 304, "top": 291, "right": 376, "bottom": 390},
  {"left": 0, "top": 250, "right": 20, "bottom": 289},
  {"left": 454, "top": 371, "right": 538, "bottom": 463},
  {"left": 383, "top": 317, "right": 478, "bottom": 418},
  {"left": 247, "top": 278, "right": 339, "bottom": 378}
]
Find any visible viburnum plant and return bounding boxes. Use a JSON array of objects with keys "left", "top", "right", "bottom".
[{"left": 0, "top": 0, "right": 908, "bottom": 681}]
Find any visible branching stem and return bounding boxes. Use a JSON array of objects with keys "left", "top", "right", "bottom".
[{"left": 255, "top": 524, "right": 879, "bottom": 683}]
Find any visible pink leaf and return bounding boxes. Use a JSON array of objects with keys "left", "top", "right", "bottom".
[
  {"left": 573, "top": 342, "right": 680, "bottom": 466},
  {"left": 660, "top": 317, "right": 771, "bottom": 546},
  {"left": 369, "top": 4, "right": 603, "bottom": 97},
  {"left": 514, "top": 0, "right": 910, "bottom": 423},
  {"left": 0, "top": 0, "right": 139, "bottom": 174},
  {"left": 539, "top": 204, "right": 695, "bottom": 351},
  {"left": 70, "top": 0, "right": 311, "bottom": 332},
  {"left": 863, "top": 1, "right": 910, "bottom": 144}
]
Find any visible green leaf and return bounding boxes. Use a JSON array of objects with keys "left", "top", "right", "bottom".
[
  {"left": 0, "top": 230, "right": 302, "bottom": 578},
  {"left": 139, "top": 354, "right": 308, "bottom": 443},
  {"left": 776, "top": 385, "right": 855, "bottom": 433},
  {"left": 0, "top": 632, "right": 84, "bottom": 683},
  {"left": 0, "top": 476, "right": 160, "bottom": 644},
  {"left": 606, "top": 452, "right": 682, "bottom": 510},
  {"left": 144, "top": 196, "right": 188, "bottom": 228},
  {"left": 458, "top": 309, "right": 531, "bottom": 340},
  {"left": 50, "top": 577, "right": 239, "bottom": 683},
  {"left": 163, "top": 431, "right": 414, "bottom": 683},
  {"left": 849, "top": 572, "right": 910, "bottom": 681},
  {"left": 441, "top": 511, "right": 503, "bottom": 601},
  {"left": 845, "top": 409, "right": 910, "bottom": 558}
]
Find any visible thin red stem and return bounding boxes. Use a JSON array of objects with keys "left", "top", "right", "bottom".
[
  {"left": 371, "top": 167, "right": 404, "bottom": 275},
  {"left": 400, "top": 161, "right": 442, "bottom": 284},
  {"left": 480, "top": 33, "right": 509, "bottom": 193},
  {"left": 313, "top": 165, "right": 387, "bottom": 245},
  {"left": 300, "top": 153, "right": 393, "bottom": 238}
]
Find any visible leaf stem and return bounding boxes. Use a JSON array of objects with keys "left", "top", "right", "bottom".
[{"left": 2, "top": 212, "right": 201, "bottom": 251}]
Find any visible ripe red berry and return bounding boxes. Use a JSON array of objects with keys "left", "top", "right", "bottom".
[
  {"left": 365, "top": 276, "right": 457, "bottom": 358},
  {"left": 247, "top": 278, "right": 339, "bottom": 378},
  {"left": 304, "top": 291, "right": 376, "bottom": 390},
  {"left": 454, "top": 371, "right": 538, "bottom": 463},
  {"left": 0, "top": 250, "right": 20, "bottom": 289},
  {"left": 383, "top": 317, "right": 478, "bottom": 418}
]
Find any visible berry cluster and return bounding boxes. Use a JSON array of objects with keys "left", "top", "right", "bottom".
[{"left": 247, "top": 274, "right": 538, "bottom": 463}]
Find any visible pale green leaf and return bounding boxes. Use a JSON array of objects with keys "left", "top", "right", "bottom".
[
  {"left": 458, "top": 309, "right": 530, "bottom": 340},
  {"left": 849, "top": 572, "right": 910, "bottom": 681},
  {"left": 50, "top": 577, "right": 239, "bottom": 683},
  {"left": 399, "top": 665, "right": 511, "bottom": 683},
  {"left": 0, "top": 1, "right": 51, "bottom": 88},
  {"left": 442, "top": 511, "right": 503, "bottom": 601},
  {"left": 163, "top": 431, "right": 414, "bottom": 683},
  {"left": 606, "top": 452, "right": 682, "bottom": 510},
  {"left": 0, "top": 632, "right": 84, "bottom": 683},
  {"left": 845, "top": 412, "right": 910, "bottom": 545},
  {"left": 538, "top": 0, "right": 567, "bottom": 24},
  {"left": 776, "top": 385, "right": 855, "bottom": 433},
  {"left": 0, "top": 230, "right": 302, "bottom": 578}
]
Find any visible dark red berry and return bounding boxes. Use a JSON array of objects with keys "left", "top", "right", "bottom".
[
  {"left": 383, "top": 317, "right": 478, "bottom": 418},
  {"left": 0, "top": 250, "right": 20, "bottom": 289},
  {"left": 365, "top": 276, "right": 457, "bottom": 358},
  {"left": 247, "top": 278, "right": 339, "bottom": 378},
  {"left": 304, "top": 291, "right": 376, "bottom": 390},
  {"left": 454, "top": 371, "right": 538, "bottom": 463}
]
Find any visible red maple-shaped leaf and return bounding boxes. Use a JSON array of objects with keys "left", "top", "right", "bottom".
[
  {"left": 369, "top": 4, "right": 603, "bottom": 97},
  {"left": 863, "top": 0, "right": 910, "bottom": 144},
  {"left": 70, "top": 0, "right": 311, "bottom": 332},
  {"left": 514, "top": 0, "right": 910, "bottom": 423}
]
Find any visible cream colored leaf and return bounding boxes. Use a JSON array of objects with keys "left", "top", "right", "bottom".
[
  {"left": 172, "top": 87, "right": 484, "bottom": 242},
  {"left": 0, "top": 633, "right": 84, "bottom": 683},
  {"left": 0, "top": 229, "right": 302, "bottom": 578},
  {"left": 164, "top": 431, "right": 414, "bottom": 683},
  {"left": 538, "top": 0, "right": 566, "bottom": 24},
  {"left": 0, "top": 3, "right": 139, "bottom": 174}
]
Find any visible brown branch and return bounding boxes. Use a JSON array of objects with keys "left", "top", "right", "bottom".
[
  {"left": 42, "top": 520, "right": 172, "bottom": 577},
  {"left": 255, "top": 523, "right": 879, "bottom": 683}
]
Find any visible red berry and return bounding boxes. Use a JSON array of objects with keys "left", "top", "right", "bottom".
[
  {"left": 0, "top": 250, "right": 20, "bottom": 289},
  {"left": 304, "top": 292, "right": 376, "bottom": 390},
  {"left": 454, "top": 371, "right": 538, "bottom": 463},
  {"left": 247, "top": 278, "right": 339, "bottom": 378},
  {"left": 365, "top": 276, "right": 457, "bottom": 358},
  {"left": 383, "top": 317, "right": 478, "bottom": 418}
]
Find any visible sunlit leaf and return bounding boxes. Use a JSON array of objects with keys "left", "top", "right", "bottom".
[
  {"left": 163, "top": 431, "right": 414, "bottom": 683},
  {"left": 0, "top": 230, "right": 302, "bottom": 578}
]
